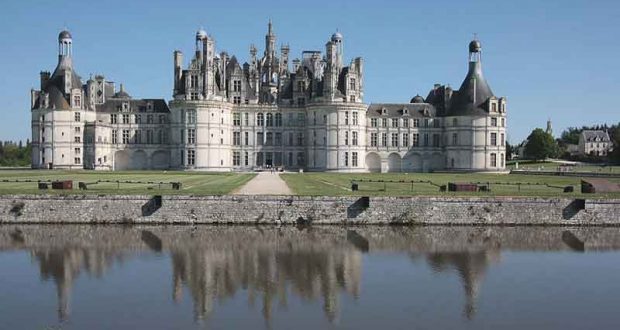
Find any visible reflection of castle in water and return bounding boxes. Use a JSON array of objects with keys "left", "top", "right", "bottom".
[{"left": 170, "top": 240, "right": 362, "bottom": 323}]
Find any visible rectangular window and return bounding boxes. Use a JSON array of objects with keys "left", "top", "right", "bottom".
[
  {"left": 344, "top": 112, "right": 349, "bottom": 125},
  {"left": 275, "top": 113, "right": 282, "bottom": 127},
  {"left": 392, "top": 118, "right": 399, "bottom": 128},
  {"left": 490, "top": 153, "right": 497, "bottom": 167},
  {"left": 233, "top": 113, "right": 241, "bottom": 126},
  {"left": 382, "top": 118, "right": 387, "bottom": 128},
  {"left": 403, "top": 133, "right": 409, "bottom": 147},
  {"left": 403, "top": 119, "right": 409, "bottom": 128},
  {"left": 187, "top": 128, "right": 196, "bottom": 144},
  {"left": 352, "top": 152, "right": 358, "bottom": 167},
  {"left": 391, "top": 133, "right": 398, "bottom": 147},
  {"left": 432, "top": 134, "right": 440, "bottom": 147},
  {"left": 187, "top": 110, "right": 196, "bottom": 124},
  {"left": 244, "top": 132, "right": 249, "bottom": 145},
  {"left": 501, "top": 118, "right": 505, "bottom": 127},
  {"left": 352, "top": 112, "right": 358, "bottom": 125},
  {"left": 501, "top": 133, "right": 505, "bottom": 146},
  {"left": 135, "top": 115, "right": 141, "bottom": 124},
  {"left": 159, "top": 115, "right": 166, "bottom": 124},
  {"left": 147, "top": 114, "right": 153, "bottom": 124},
  {"left": 412, "top": 133, "right": 419, "bottom": 147},
  {"left": 344, "top": 152, "right": 349, "bottom": 166},
  {"left": 297, "top": 152, "right": 305, "bottom": 166},
  {"left": 112, "top": 130, "right": 118, "bottom": 144},
  {"left": 297, "top": 113, "right": 305, "bottom": 125},
  {"left": 275, "top": 132, "right": 282, "bottom": 146},
  {"left": 233, "top": 151, "right": 241, "bottom": 166},
  {"left": 74, "top": 147, "right": 81, "bottom": 155},
  {"left": 233, "top": 132, "right": 241, "bottom": 145},
  {"left": 257, "top": 132, "right": 264, "bottom": 145},
  {"left": 111, "top": 114, "right": 117, "bottom": 124},
  {"left": 381, "top": 133, "right": 387, "bottom": 147},
  {"left": 257, "top": 113, "right": 264, "bottom": 126},
  {"left": 352, "top": 131, "right": 358, "bottom": 146},
  {"left": 74, "top": 136, "right": 81, "bottom": 143},
  {"left": 74, "top": 157, "right": 81, "bottom": 164},
  {"left": 266, "top": 132, "right": 273, "bottom": 145},
  {"left": 135, "top": 130, "right": 142, "bottom": 144},
  {"left": 371, "top": 118, "right": 377, "bottom": 127},
  {"left": 233, "top": 96, "right": 241, "bottom": 104},
  {"left": 297, "top": 133, "right": 304, "bottom": 146},
  {"left": 122, "top": 114, "right": 130, "bottom": 124},
  {"left": 233, "top": 80, "right": 241, "bottom": 92},
  {"left": 288, "top": 132, "right": 294, "bottom": 146},
  {"left": 190, "top": 75, "right": 198, "bottom": 88},
  {"left": 492, "top": 103, "right": 497, "bottom": 112},
  {"left": 75, "top": 126, "right": 80, "bottom": 133},
  {"left": 350, "top": 95, "right": 355, "bottom": 103},
  {"left": 349, "top": 78, "right": 356, "bottom": 91},
  {"left": 371, "top": 133, "right": 377, "bottom": 147},
  {"left": 452, "top": 133, "right": 458, "bottom": 145},
  {"left": 344, "top": 131, "right": 349, "bottom": 146},
  {"left": 244, "top": 113, "right": 249, "bottom": 126},
  {"left": 491, "top": 132, "right": 497, "bottom": 146},
  {"left": 244, "top": 152, "right": 249, "bottom": 166},
  {"left": 423, "top": 133, "right": 429, "bottom": 147},
  {"left": 122, "top": 130, "right": 130, "bottom": 144},
  {"left": 434, "top": 119, "right": 440, "bottom": 128},
  {"left": 73, "top": 96, "right": 81, "bottom": 108},
  {"left": 413, "top": 119, "right": 419, "bottom": 128},
  {"left": 491, "top": 117, "right": 497, "bottom": 127},
  {"left": 146, "top": 130, "right": 153, "bottom": 144},
  {"left": 187, "top": 149, "right": 195, "bottom": 166},
  {"left": 424, "top": 119, "right": 429, "bottom": 128},
  {"left": 74, "top": 112, "right": 81, "bottom": 122}
]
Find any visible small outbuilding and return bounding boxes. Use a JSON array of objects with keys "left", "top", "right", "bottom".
[{"left": 581, "top": 179, "right": 620, "bottom": 194}]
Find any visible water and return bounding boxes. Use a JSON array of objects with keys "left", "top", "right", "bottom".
[{"left": 2, "top": 225, "right": 620, "bottom": 329}]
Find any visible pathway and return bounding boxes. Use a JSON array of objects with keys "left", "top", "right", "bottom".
[{"left": 233, "top": 172, "right": 293, "bottom": 195}]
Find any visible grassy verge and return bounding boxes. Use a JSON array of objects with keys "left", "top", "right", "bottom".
[
  {"left": 281, "top": 172, "right": 620, "bottom": 198},
  {"left": 0, "top": 170, "right": 255, "bottom": 196}
]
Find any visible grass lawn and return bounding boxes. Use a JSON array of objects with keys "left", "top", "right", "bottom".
[
  {"left": 506, "top": 160, "right": 620, "bottom": 173},
  {"left": 281, "top": 172, "right": 620, "bottom": 198},
  {"left": 0, "top": 170, "right": 255, "bottom": 195}
]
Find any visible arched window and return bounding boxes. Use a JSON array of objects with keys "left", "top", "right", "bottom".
[
  {"left": 275, "top": 113, "right": 282, "bottom": 127},
  {"left": 257, "top": 113, "right": 264, "bottom": 126},
  {"left": 266, "top": 113, "right": 273, "bottom": 127}
]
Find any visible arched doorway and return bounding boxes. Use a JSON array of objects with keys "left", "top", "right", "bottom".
[
  {"left": 365, "top": 153, "right": 381, "bottom": 173},
  {"left": 151, "top": 150, "right": 170, "bottom": 169},
  {"left": 402, "top": 153, "right": 422, "bottom": 172},
  {"left": 387, "top": 153, "right": 402, "bottom": 172},
  {"left": 114, "top": 150, "right": 130, "bottom": 171},
  {"left": 133, "top": 150, "right": 148, "bottom": 170}
]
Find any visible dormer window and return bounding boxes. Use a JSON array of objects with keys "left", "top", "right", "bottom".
[
  {"left": 122, "top": 102, "right": 129, "bottom": 112},
  {"left": 381, "top": 108, "right": 387, "bottom": 115},
  {"left": 491, "top": 103, "right": 497, "bottom": 112},
  {"left": 403, "top": 108, "right": 409, "bottom": 115},
  {"left": 147, "top": 102, "right": 153, "bottom": 112},
  {"left": 73, "top": 95, "right": 81, "bottom": 108}
]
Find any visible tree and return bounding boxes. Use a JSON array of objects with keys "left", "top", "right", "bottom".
[
  {"left": 524, "top": 128, "right": 559, "bottom": 160},
  {"left": 610, "top": 125, "right": 620, "bottom": 164}
]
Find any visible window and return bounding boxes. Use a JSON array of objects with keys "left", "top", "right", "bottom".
[
  {"left": 413, "top": 119, "right": 419, "bottom": 128},
  {"left": 74, "top": 157, "right": 81, "bottom": 164},
  {"left": 352, "top": 131, "right": 358, "bottom": 146},
  {"left": 257, "top": 132, "right": 264, "bottom": 145},
  {"left": 111, "top": 114, "right": 118, "bottom": 124},
  {"left": 187, "top": 110, "right": 196, "bottom": 124},
  {"left": 233, "top": 80, "right": 241, "bottom": 92},
  {"left": 491, "top": 133, "right": 497, "bottom": 146},
  {"left": 352, "top": 152, "right": 358, "bottom": 167},
  {"left": 344, "top": 131, "right": 349, "bottom": 145},
  {"left": 74, "top": 136, "right": 81, "bottom": 143},
  {"left": 233, "top": 96, "right": 241, "bottom": 104},
  {"left": 74, "top": 147, "right": 81, "bottom": 154},
  {"left": 501, "top": 133, "right": 505, "bottom": 146},
  {"left": 122, "top": 130, "right": 130, "bottom": 144},
  {"left": 403, "top": 133, "right": 409, "bottom": 147},
  {"left": 275, "top": 132, "right": 282, "bottom": 146},
  {"left": 344, "top": 152, "right": 349, "bottom": 166},
  {"left": 453, "top": 133, "right": 458, "bottom": 145},
  {"left": 297, "top": 152, "right": 305, "bottom": 166},
  {"left": 352, "top": 112, "right": 358, "bottom": 125},
  {"left": 112, "top": 130, "right": 118, "bottom": 144},
  {"left": 382, "top": 118, "right": 387, "bottom": 127},
  {"left": 391, "top": 133, "right": 398, "bottom": 147},
  {"left": 74, "top": 127, "right": 80, "bottom": 133},
  {"left": 432, "top": 134, "right": 440, "bottom": 147},
  {"left": 413, "top": 133, "right": 419, "bottom": 147},
  {"left": 74, "top": 112, "right": 81, "bottom": 122},
  {"left": 135, "top": 115, "right": 141, "bottom": 124},
  {"left": 244, "top": 113, "right": 249, "bottom": 126},
  {"left": 297, "top": 113, "right": 305, "bottom": 125},
  {"left": 423, "top": 133, "right": 429, "bottom": 147},
  {"left": 266, "top": 132, "right": 273, "bottom": 145},
  {"left": 190, "top": 75, "right": 198, "bottom": 88},
  {"left": 434, "top": 119, "right": 440, "bottom": 128},
  {"left": 244, "top": 152, "right": 249, "bottom": 166},
  {"left": 349, "top": 78, "right": 356, "bottom": 91},
  {"left": 187, "top": 149, "right": 195, "bottom": 166},
  {"left": 403, "top": 119, "right": 409, "bottom": 128},
  {"left": 244, "top": 132, "right": 249, "bottom": 145},
  {"left": 490, "top": 153, "right": 497, "bottom": 167},
  {"left": 288, "top": 132, "right": 294, "bottom": 146},
  {"left": 344, "top": 112, "right": 349, "bottom": 125},
  {"left": 147, "top": 115, "right": 153, "bottom": 124},
  {"left": 491, "top": 117, "right": 497, "bottom": 127},
  {"left": 73, "top": 96, "right": 81, "bottom": 108},
  {"left": 135, "top": 130, "right": 142, "bottom": 144},
  {"left": 188, "top": 129, "right": 196, "bottom": 144},
  {"left": 266, "top": 113, "right": 273, "bottom": 127},
  {"left": 257, "top": 113, "right": 264, "bottom": 126},
  {"left": 371, "top": 133, "right": 377, "bottom": 147},
  {"left": 350, "top": 95, "right": 356, "bottom": 103},
  {"left": 146, "top": 130, "right": 153, "bottom": 144},
  {"left": 424, "top": 119, "right": 429, "bottom": 128},
  {"left": 381, "top": 133, "right": 387, "bottom": 147},
  {"left": 371, "top": 118, "right": 378, "bottom": 127},
  {"left": 233, "top": 113, "right": 241, "bottom": 126},
  {"left": 158, "top": 115, "right": 166, "bottom": 124},
  {"left": 233, "top": 151, "right": 241, "bottom": 166},
  {"left": 275, "top": 113, "right": 282, "bottom": 127},
  {"left": 492, "top": 103, "right": 497, "bottom": 112},
  {"left": 296, "top": 132, "right": 304, "bottom": 146},
  {"left": 392, "top": 118, "right": 399, "bottom": 128},
  {"left": 233, "top": 132, "right": 240, "bottom": 145},
  {"left": 122, "top": 114, "right": 130, "bottom": 124},
  {"left": 500, "top": 153, "right": 505, "bottom": 167},
  {"left": 501, "top": 118, "right": 505, "bottom": 127},
  {"left": 297, "top": 80, "right": 306, "bottom": 91}
]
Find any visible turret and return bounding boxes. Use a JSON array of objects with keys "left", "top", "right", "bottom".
[{"left": 173, "top": 50, "right": 183, "bottom": 95}]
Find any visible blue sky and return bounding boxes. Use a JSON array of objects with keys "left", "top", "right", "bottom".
[{"left": 1, "top": 0, "right": 618, "bottom": 143}]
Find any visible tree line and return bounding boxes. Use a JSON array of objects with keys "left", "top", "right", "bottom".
[{"left": 0, "top": 140, "right": 31, "bottom": 167}]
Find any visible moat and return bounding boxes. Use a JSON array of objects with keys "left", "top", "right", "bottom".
[{"left": 2, "top": 225, "right": 620, "bottom": 329}]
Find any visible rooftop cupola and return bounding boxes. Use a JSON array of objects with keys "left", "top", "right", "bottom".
[{"left": 58, "top": 29, "right": 73, "bottom": 57}]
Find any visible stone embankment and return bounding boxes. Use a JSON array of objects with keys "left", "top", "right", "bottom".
[{"left": 0, "top": 195, "right": 619, "bottom": 225}]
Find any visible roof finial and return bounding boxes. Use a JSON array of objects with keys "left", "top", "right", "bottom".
[{"left": 268, "top": 19, "right": 273, "bottom": 34}]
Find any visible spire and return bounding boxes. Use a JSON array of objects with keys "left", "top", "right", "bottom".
[{"left": 268, "top": 19, "right": 273, "bottom": 35}]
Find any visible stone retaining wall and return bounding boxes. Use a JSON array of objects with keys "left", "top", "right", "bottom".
[{"left": 0, "top": 195, "right": 619, "bottom": 225}]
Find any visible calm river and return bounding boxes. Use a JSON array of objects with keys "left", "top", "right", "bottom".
[{"left": 1, "top": 225, "right": 620, "bottom": 329}]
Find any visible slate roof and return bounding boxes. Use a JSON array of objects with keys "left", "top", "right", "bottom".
[
  {"left": 367, "top": 103, "right": 436, "bottom": 117},
  {"left": 582, "top": 130, "right": 611, "bottom": 142},
  {"left": 95, "top": 99, "right": 170, "bottom": 113},
  {"left": 447, "top": 61, "right": 494, "bottom": 116}
]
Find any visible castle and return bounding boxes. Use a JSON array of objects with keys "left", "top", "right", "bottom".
[{"left": 30, "top": 22, "right": 507, "bottom": 172}]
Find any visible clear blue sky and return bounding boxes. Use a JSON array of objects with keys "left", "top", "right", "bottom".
[{"left": 1, "top": 0, "right": 619, "bottom": 143}]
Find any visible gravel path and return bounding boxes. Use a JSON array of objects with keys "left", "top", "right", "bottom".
[{"left": 233, "top": 172, "right": 293, "bottom": 195}]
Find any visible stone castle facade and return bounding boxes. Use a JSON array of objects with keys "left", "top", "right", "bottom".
[{"left": 31, "top": 22, "right": 507, "bottom": 172}]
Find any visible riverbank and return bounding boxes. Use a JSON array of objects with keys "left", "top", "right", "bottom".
[{"left": 1, "top": 194, "right": 619, "bottom": 225}]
